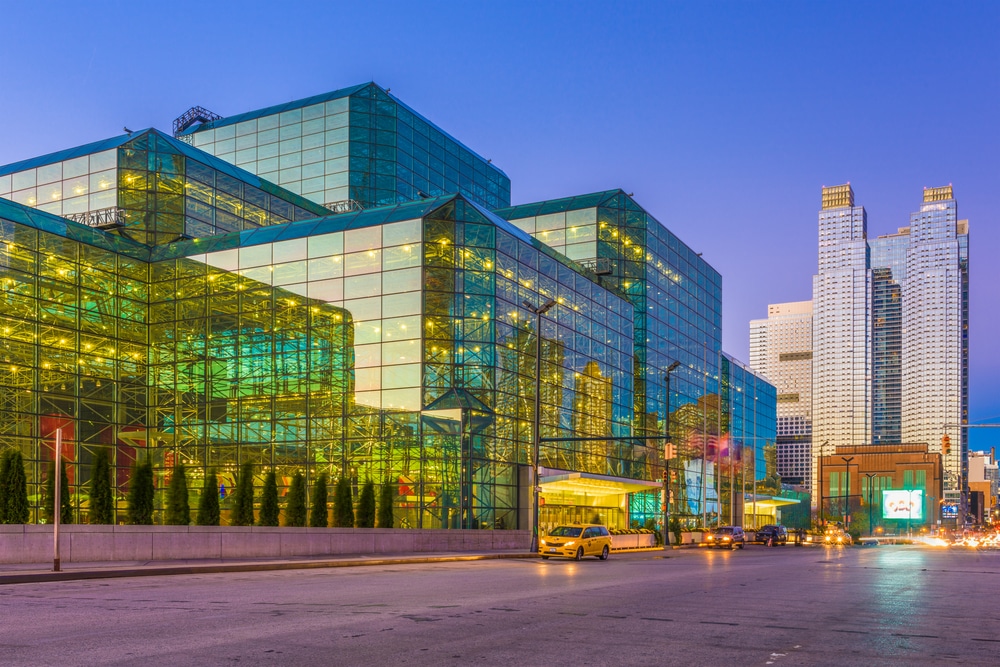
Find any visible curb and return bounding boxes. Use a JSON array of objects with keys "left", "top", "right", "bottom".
[{"left": 0, "top": 552, "right": 536, "bottom": 586}]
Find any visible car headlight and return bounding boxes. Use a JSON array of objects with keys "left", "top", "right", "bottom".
[
  {"left": 722, "top": 537, "right": 730, "bottom": 541},
  {"left": 539, "top": 539, "right": 547, "bottom": 546},
  {"left": 706, "top": 535, "right": 714, "bottom": 540},
  {"left": 564, "top": 541, "right": 575, "bottom": 546}
]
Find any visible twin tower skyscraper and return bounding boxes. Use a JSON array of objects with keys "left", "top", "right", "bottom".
[{"left": 751, "top": 184, "right": 969, "bottom": 508}]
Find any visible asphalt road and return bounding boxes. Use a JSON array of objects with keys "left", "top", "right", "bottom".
[{"left": 2, "top": 544, "right": 998, "bottom": 666}]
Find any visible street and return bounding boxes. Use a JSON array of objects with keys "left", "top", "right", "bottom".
[{"left": 2, "top": 545, "right": 998, "bottom": 666}]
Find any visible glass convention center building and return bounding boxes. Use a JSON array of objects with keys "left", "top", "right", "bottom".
[{"left": 0, "top": 83, "right": 775, "bottom": 530}]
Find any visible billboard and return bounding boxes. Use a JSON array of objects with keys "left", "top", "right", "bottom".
[{"left": 882, "top": 490, "right": 923, "bottom": 520}]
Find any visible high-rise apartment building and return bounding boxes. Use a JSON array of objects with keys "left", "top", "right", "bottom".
[
  {"left": 900, "top": 186, "right": 969, "bottom": 506},
  {"left": 869, "top": 229, "right": 907, "bottom": 446},
  {"left": 750, "top": 301, "right": 812, "bottom": 486},
  {"left": 811, "top": 184, "right": 871, "bottom": 495},
  {"left": 808, "top": 183, "right": 969, "bottom": 514}
]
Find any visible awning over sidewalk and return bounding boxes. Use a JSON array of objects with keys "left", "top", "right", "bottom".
[
  {"left": 540, "top": 470, "right": 662, "bottom": 495},
  {"left": 746, "top": 495, "right": 801, "bottom": 509}
]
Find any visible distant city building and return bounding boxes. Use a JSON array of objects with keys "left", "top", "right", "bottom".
[
  {"left": 899, "top": 187, "right": 969, "bottom": 508},
  {"left": 817, "top": 444, "right": 943, "bottom": 531},
  {"left": 808, "top": 184, "right": 969, "bottom": 518},
  {"left": 811, "top": 184, "right": 871, "bottom": 498},
  {"left": 968, "top": 451, "right": 997, "bottom": 521},
  {"left": 750, "top": 300, "right": 812, "bottom": 486}
]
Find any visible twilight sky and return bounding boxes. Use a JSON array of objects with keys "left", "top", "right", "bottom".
[{"left": 1, "top": 2, "right": 997, "bottom": 444}]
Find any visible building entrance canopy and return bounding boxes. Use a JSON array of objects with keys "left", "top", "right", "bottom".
[
  {"left": 538, "top": 469, "right": 662, "bottom": 532},
  {"left": 540, "top": 470, "right": 662, "bottom": 495}
]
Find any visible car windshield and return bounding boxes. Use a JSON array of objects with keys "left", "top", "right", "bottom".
[
  {"left": 715, "top": 528, "right": 734, "bottom": 535},
  {"left": 761, "top": 525, "right": 776, "bottom": 531},
  {"left": 549, "top": 526, "right": 583, "bottom": 538}
]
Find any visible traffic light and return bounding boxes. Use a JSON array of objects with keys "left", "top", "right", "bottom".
[{"left": 942, "top": 434, "right": 951, "bottom": 456}]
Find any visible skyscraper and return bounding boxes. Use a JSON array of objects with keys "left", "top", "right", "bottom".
[
  {"left": 750, "top": 301, "right": 813, "bottom": 486},
  {"left": 811, "top": 184, "right": 871, "bottom": 499},
  {"left": 808, "top": 184, "right": 969, "bottom": 513},
  {"left": 900, "top": 186, "right": 969, "bottom": 507}
]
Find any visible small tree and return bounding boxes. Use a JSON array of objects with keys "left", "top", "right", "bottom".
[
  {"left": 0, "top": 450, "right": 10, "bottom": 524},
  {"left": 89, "top": 449, "right": 115, "bottom": 525},
  {"left": 669, "top": 517, "right": 682, "bottom": 546},
  {"left": 4, "top": 451, "right": 30, "bottom": 524},
  {"left": 356, "top": 480, "right": 376, "bottom": 528},
  {"left": 127, "top": 460, "right": 154, "bottom": 525},
  {"left": 377, "top": 480, "right": 395, "bottom": 528},
  {"left": 231, "top": 462, "right": 255, "bottom": 526},
  {"left": 333, "top": 475, "right": 354, "bottom": 528},
  {"left": 258, "top": 471, "right": 279, "bottom": 527},
  {"left": 165, "top": 463, "right": 190, "bottom": 525},
  {"left": 44, "top": 460, "right": 73, "bottom": 525},
  {"left": 285, "top": 472, "right": 306, "bottom": 527},
  {"left": 196, "top": 468, "right": 220, "bottom": 526},
  {"left": 309, "top": 473, "right": 328, "bottom": 528}
]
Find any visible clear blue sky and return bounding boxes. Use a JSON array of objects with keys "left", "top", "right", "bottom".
[{"left": 1, "top": 1, "right": 997, "bottom": 446}]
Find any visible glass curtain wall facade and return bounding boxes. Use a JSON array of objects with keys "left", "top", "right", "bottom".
[
  {"left": 182, "top": 84, "right": 511, "bottom": 212},
  {"left": 721, "top": 353, "right": 778, "bottom": 525},
  {"left": 496, "top": 190, "right": 725, "bottom": 526},
  {"left": 0, "top": 193, "right": 634, "bottom": 527},
  {"left": 870, "top": 230, "right": 908, "bottom": 446},
  {"left": 0, "top": 130, "right": 329, "bottom": 247}
]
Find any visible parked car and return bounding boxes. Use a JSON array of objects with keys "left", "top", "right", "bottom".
[
  {"left": 539, "top": 524, "right": 612, "bottom": 561},
  {"left": 756, "top": 525, "right": 789, "bottom": 545},
  {"left": 705, "top": 526, "right": 746, "bottom": 550}
]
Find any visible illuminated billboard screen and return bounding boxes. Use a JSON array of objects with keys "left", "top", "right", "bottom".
[{"left": 882, "top": 490, "right": 923, "bottom": 520}]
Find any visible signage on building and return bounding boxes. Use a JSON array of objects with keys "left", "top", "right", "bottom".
[{"left": 882, "top": 489, "right": 923, "bottom": 520}]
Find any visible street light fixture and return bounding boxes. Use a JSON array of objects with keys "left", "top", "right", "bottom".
[
  {"left": 663, "top": 360, "right": 681, "bottom": 547},
  {"left": 524, "top": 298, "right": 557, "bottom": 554},
  {"left": 841, "top": 456, "right": 855, "bottom": 527},
  {"left": 864, "top": 472, "right": 877, "bottom": 536}
]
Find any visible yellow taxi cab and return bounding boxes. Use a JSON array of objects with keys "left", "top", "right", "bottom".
[{"left": 539, "top": 524, "right": 612, "bottom": 561}]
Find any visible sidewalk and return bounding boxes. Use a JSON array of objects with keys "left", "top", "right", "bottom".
[{"left": 0, "top": 550, "right": 535, "bottom": 585}]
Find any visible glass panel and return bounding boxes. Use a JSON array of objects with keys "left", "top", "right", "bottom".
[
  {"left": 37, "top": 163, "right": 62, "bottom": 185},
  {"left": 307, "top": 255, "right": 343, "bottom": 281},
  {"left": 272, "top": 239, "right": 307, "bottom": 263},
  {"left": 345, "top": 226, "right": 381, "bottom": 252}
]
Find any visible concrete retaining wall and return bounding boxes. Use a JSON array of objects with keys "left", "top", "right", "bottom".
[{"left": 0, "top": 525, "right": 531, "bottom": 564}]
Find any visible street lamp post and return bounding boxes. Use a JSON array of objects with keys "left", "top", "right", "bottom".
[
  {"left": 841, "top": 456, "right": 855, "bottom": 528},
  {"left": 663, "top": 360, "right": 681, "bottom": 547},
  {"left": 864, "top": 472, "right": 877, "bottom": 536},
  {"left": 53, "top": 428, "right": 63, "bottom": 572},
  {"left": 817, "top": 440, "right": 829, "bottom": 525},
  {"left": 524, "top": 298, "right": 556, "bottom": 554}
]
